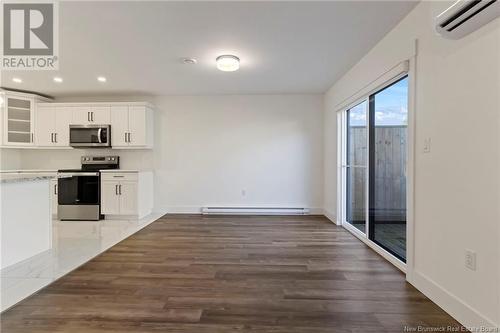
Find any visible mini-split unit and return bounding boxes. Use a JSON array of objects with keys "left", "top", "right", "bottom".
[{"left": 436, "top": 0, "right": 500, "bottom": 39}]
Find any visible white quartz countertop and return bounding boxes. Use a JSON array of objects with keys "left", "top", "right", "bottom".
[
  {"left": 100, "top": 170, "right": 151, "bottom": 173},
  {"left": 0, "top": 170, "right": 58, "bottom": 174},
  {"left": 0, "top": 173, "right": 56, "bottom": 184}
]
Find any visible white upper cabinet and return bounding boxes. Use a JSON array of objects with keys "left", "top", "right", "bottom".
[
  {"left": 71, "top": 107, "right": 91, "bottom": 124},
  {"left": 4, "top": 98, "right": 153, "bottom": 150},
  {"left": 128, "top": 106, "right": 149, "bottom": 147},
  {"left": 54, "top": 107, "right": 72, "bottom": 146},
  {"left": 1, "top": 91, "right": 50, "bottom": 147},
  {"left": 111, "top": 104, "right": 153, "bottom": 148},
  {"left": 3, "top": 94, "right": 35, "bottom": 146},
  {"left": 71, "top": 106, "right": 110, "bottom": 125},
  {"left": 36, "top": 105, "right": 72, "bottom": 147},
  {"left": 90, "top": 106, "right": 111, "bottom": 124},
  {"left": 36, "top": 106, "right": 54, "bottom": 147},
  {"left": 110, "top": 106, "right": 128, "bottom": 147}
]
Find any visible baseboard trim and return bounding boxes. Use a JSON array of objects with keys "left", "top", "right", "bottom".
[
  {"left": 410, "top": 271, "right": 498, "bottom": 329},
  {"left": 323, "top": 209, "right": 338, "bottom": 225},
  {"left": 158, "top": 206, "right": 324, "bottom": 215},
  {"left": 202, "top": 207, "right": 310, "bottom": 215}
]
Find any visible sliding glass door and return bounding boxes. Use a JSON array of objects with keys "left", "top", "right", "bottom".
[
  {"left": 341, "top": 75, "right": 409, "bottom": 262},
  {"left": 345, "top": 101, "right": 368, "bottom": 234},
  {"left": 369, "top": 77, "right": 408, "bottom": 262}
]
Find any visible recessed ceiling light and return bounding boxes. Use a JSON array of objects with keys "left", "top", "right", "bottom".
[
  {"left": 97, "top": 76, "right": 107, "bottom": 83},
  {"left": 216, "top": 55, "right": 240, "bottom": 72},
  {"left": 182, "top": 58, "right": 197, "bottom": 65},
  {"left": 53, "top": 77, "right": 63, "bottom": 83},
  {"left": 12, "top": 77, "right": 22, "bottom": 83}
]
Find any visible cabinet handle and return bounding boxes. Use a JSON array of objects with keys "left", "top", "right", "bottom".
[
  {"left": 128, "top": 132, "right": 131, "bottom": 143},
  {"left": 113, "top": 175, "right": 124, "bottom": 178},
  {"left": 87, "top": 112, "right": 90, "bottom": 122},
  {"left": 124, "top": 132, "right": 127, "bottom": 143},
  {"left": 91, "top": 112, "right": 94, "bottom": 122},
  {"left": 54, "top": 184, "right": 57, "bottom": 195},
  {"left": 119, "top": 184, "right": 122, "bottom": 195},
  {"left": 115, "top": 184, "right": 119, "bottom": 195},
  {"left": 51, "top": 133, "right": 54, "bottom": 143},
  {"left": 54, "top": 133, "right": 57, "bottom": 143},
  {"left": 31, "top": 133, "right": 34, "bottom": 143}
]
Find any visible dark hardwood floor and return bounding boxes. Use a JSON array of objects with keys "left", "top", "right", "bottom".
[{"left": 1, "top": 215, "right": 463, "bottom": 332}]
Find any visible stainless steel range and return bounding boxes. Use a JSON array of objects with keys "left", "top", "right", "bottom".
[{"left": 58, "top": 156, "right": 119, "bottom": 221}]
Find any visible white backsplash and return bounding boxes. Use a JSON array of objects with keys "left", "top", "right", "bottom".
[{"left": 18, "top": 148, "right": 154, "bottom": 170}]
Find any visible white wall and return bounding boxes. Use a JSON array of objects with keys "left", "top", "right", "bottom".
[
  {"left": 0, "top": 149, "right": 22, "bottom": 170},
  {"left": 324, "top": 1, "right": 500, "bottom": 328},
  {"left": 153, "top": 94, "right": 324, "bottom": 213},
  {"left": 18, "top": 94, "right": 324, "bottom": 214}
]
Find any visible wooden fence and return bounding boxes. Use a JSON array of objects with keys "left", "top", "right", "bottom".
[{"left": 347, "top": 125, "right": 407, "bottom": 222}]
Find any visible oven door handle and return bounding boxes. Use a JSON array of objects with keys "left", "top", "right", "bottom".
[
  {"left": 58, "top": 172, "right": 99, "bottom": 177},
  {"left": 97, "top": 128, "right": 102, "bottom": 144}
]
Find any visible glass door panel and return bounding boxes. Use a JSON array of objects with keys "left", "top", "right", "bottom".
[
  {"left": 345, "top": 101, "right": 367, "bottom": 233},
  {"left": 7, "top": 97, "right": 32, "bottom": 144},
  {"left": 369, "top": 76, "right": 408, "bottom": 261}
]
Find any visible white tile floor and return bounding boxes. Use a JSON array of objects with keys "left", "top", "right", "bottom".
[{"left": 0, "top": 212, "right": 165, "bottom": 312}]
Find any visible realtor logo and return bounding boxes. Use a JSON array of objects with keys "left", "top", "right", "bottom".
[{"left": 1, "top": 1, "right": 59, "bottom": 70}]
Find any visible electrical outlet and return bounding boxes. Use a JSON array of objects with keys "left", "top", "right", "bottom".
[
  {"left": 465, "top": 249, "right": 476, "bottom": 271},
  {"left": 423, "top": 138, "right": 431, "bottom": 153}
]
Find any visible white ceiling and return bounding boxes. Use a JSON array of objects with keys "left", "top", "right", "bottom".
[{"left": 1, "top": 1, "right": 418, "bottom": 97}]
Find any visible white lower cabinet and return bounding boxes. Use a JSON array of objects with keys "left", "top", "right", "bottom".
[
  {"left": 101, "top": 181, "right": 121, "bottom": 215},
  {"left": 100, "top": 171, "right": 153, "bottom": 218},
  {"left": 118, "top": 182, "right": 138, "bottom": 215}
]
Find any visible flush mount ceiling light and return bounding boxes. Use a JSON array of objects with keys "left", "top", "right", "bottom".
[
  {"left": 12, "top": 77, "right": 22, "bottom": 83},
  {"left": 216, "top": 55, "right": 240, "bottom": 72},
  {"left": 53, "top": 77, "right": 63, "bottom": 83},
  {"left": 182, "top": 58, "right": 197, "bottom": 65},
  {"left": 97, "top": 76, "right": 107, "bottom": 83}
]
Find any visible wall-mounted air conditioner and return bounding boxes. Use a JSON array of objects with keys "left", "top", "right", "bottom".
[{"left": 436, "top": 0, "right": 500, "bottom": 39}]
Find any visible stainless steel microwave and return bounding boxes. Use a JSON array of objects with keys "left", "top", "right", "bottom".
[{"left": 69, "top": 125, "right": 111, "bottom": 148}]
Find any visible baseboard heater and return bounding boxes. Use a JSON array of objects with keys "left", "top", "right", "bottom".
[{"left": 201, "top": 207, "right": 310, "bottom": 215}]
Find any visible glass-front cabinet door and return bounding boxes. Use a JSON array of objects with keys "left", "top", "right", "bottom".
[{"left": 3, "top": 94, "right": 35, "bottom": 146}]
